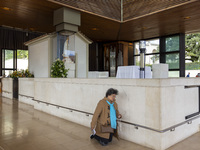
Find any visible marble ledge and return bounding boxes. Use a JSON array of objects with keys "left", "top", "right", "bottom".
[{"left": 31, "top": 77, "right": 200, "bottom": 87}]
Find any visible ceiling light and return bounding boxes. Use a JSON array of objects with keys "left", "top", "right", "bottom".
[
  {"left": 29, "top": 28, "right": 35, "bottom": 31},
  {"left": 91, "top": 28, "right": 99, "bottom": 31},
  {"left": 2, "top": 7, "right": 11, "bottom": 11},
  {"left": 184, "top": 16, "right": 191, "bottom": 19}
]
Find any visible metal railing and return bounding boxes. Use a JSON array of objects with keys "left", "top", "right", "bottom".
[
  {"left": 20, "top": 96, "right": 200, "bottom": 133},
  {"left": 184, "top": 85, "right": 200, "bottom": 119}
]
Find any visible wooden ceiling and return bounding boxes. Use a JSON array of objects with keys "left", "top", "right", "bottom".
[
  {"left": 0, "top": 0, "right": 200, "bottom": 42},
  {"left": 0, "top": 0, "right": 61, "bottom": 33},
  {"left": 50, "top": 0, "right": 121, "bottom": 21},
  {"left": 123, "top": 0, "right": 191, "bottom": 21}
]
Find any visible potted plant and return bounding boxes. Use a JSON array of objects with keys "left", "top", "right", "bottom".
[
  {"left": 50, "top": 58, "right": 69, "bottom": 78},
  {"left": 9, "top": 69, "right": 34, "bottom": 99}
]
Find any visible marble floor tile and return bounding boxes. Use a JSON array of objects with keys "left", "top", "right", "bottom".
[{"left": 0, "top": 96, "right": 200, "bottom": 150}]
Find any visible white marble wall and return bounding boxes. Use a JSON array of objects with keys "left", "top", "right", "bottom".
[
  {"left": 2, "top": 78, "right": 13, "bottom": 99},
  {"left": 152, "top": 64, "right": 168, "bottom": 78},
  {"left": 32, "top": 78, "right": 200, "bottom": 150},
  {"left": 18, "top": 78, "right": 34, "bottom": 105},
  {"left": 4, "top": 77, "right": 200, "bottom": 150},
  {"left": 29, "top": 39, "right": 51, "bottom": 77}
]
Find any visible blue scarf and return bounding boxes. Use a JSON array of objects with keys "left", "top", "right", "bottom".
[{"left": 106, "top": 100, "right": 117, "bottom": 129}]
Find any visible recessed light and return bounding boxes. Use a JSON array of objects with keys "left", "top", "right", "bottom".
[
  {"left": 184, "top": 16, "right": 191, "bottom": 19},
  {"left": 2, "top": 7, "right": 11, "bottom": 11},
  {"left": 91, "top": 28, "right": 99, "bottom": 31},
  {"left": 29, "top": 28, "right": 35, "bottom": 31}
]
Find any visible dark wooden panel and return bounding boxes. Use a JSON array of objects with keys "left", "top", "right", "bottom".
[
  {"left": 50, "top": 0, "right": 121, "bottom": 21},
  {"left": 0, "top": 0, "right": 200, "bottom": 43},
  {"left": 79, "top": 12, "right": 121, "bottom": 41},
  {"left": 120, "top": 1, "right": 200, "bottom": 41},
  {"left": 0, "top": 0, "right": 61, "bottom": 33},
  {"left": 123, "top": 0, "right": 192, "bottom": 21}
]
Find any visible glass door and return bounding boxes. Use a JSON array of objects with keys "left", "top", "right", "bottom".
[{"left": 2, "top": 49, "right": 17, "bottom": 76}]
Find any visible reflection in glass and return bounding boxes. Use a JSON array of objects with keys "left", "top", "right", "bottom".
[
  {"left": 135, "top": 56, "right": 140, "bottom": 66},
  {"left": 117, "top": 49, "right": 123, "bottom": 66},
  {"left": 104, "top": 47, "right": 109, "bottom": 71},
  {"left": 168, "top": 71, "right": 179, "bottom": 77},
  {"left": 166, "top": 36, "right": 179, "bottom": 52},
  {"left": 166, "top": 53, "right": 179, "bottom": 69},
  {"left": 134, "top": 42, "right": 139, "bottom": 55},
  {"left": 146, "top": 39, "right": 160, "bottom": 54},
  {"left": 17, "top": 50, "right": 28, "bottom": 70},
  {"left": 110, "top": 47, "right": 116, "bottom": 77},
  {"left": 5, "top": 50, "right": 14, "bottom": 68},
  {"left": 2, "top": 70, "right": 13, "bottom": 77},
  {"left": 146, "top": 54, "right": 160, "bottom": 68}
]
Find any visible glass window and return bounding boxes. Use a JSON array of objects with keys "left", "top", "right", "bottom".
[
  {"left": 166, "top": 53, "right": 179, "bottom": 69},
  {"left": 146, "top": 39, "right": 160, "bottom": 54},
  {"left": 134, "top": 56, "right": 140, "bottom": 66},
  {"left": 134, "top": 42, "right": 139, "bottom": 55},
  {"left": 146, "top": 54, "right": 160, "bottom": 68},
  {"left": 2, "top": 70, "right": 13, "bottom": 77},
  {"left": 110, "top": 47, "right": 116, "bottom": 77},
  {"left": 168, "top": 71, "right": 179, "bottom": 77},
  {"left": 166, "top": 36, "right": 179, "bottom": 52},
  {"left": 5, "top": 50, "right": 14, "bottom": 68},
  {"left": 17, "top": 50, "right": 28, "bottom": 70}
]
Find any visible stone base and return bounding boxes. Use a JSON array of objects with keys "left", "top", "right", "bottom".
[
  {"left": 64, "top": 60, "right": 75, "bottom": 78},
  {"left": 152, "top": 64, "right": 168, "bottom": 78}
]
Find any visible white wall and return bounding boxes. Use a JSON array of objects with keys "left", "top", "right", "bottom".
[
  {"left": 18, "top": 78, "right": 34, "bottom": 105},
  {"left": 52, "top": 36, "right": 57, "bottom": 63},
  {"left": 14, "top": 77, "right": 200, "bottom": 150},
  {"left": 2, "top": 78, "right": 13, "bottom": 99},
  {"left": 75, "top": 34, "right": 89, "bottom": 78},
  {"left": 29, "top": 39, "right": 50, "bottom": 77},
  {"left": 27, "top": 33, "right": 90, "bottom": 78},
  {"left": 65, "top": 33, "right": 90, "bottom": 78}
]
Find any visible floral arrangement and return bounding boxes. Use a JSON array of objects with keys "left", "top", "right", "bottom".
[
  {"left": 9, "top": 69, "right": 34, "bottom": 78},
  {"left": 50, "top": 58, "right": 68, "bottom": 78}
]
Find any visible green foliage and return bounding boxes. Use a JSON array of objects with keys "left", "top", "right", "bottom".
[
  {"left": 185, "top": 62, "right": 200, "bottom": 70},
  {"left": 17, "top": 50, "right": 28, "bottom": 59},
  {"left": 5, "top": 50, "right": 28, "bottom": 60},
  {"left": 166, "top": 36, "right": 179, "bottom": 52},
  {"left": 5, "top": 50, "right": 13, "bottom": 60},
  {"left": 9, "top": 69, "right": 34, "bottom": 78},
  {"left": 146, "top": 64, "right": 152, "bottom": 69},
  {"left": 185, "top": 33, "right": 200, "bottom": 62},
  {"left": 50, "top": 59, "right": 68, "bottom": 78}
]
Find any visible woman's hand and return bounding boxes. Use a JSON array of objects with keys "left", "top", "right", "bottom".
[{"left": 118, "top": 114, "right": 122, "bottom": 119}]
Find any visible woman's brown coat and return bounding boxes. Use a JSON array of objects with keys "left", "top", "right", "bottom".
[{"left": 91, "top": 97, "right": 120, "bottom": 139}]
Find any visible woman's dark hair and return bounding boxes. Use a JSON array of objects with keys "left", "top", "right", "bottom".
[{"left": 106, "top": 88, "right": 118, "bottom": 97}]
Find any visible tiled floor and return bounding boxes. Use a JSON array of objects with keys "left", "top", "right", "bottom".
[{"left": 0, "top": 96, "right": 200, "bottom": 150}]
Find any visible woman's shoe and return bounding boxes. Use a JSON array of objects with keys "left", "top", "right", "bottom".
[
  {"left": 90, "top": 134, "right": 94, "bottom": 139},
  {"left": 99, "top": 140, "right": 108, "bottom": 146}
]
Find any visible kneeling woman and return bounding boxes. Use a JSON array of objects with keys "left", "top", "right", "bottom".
[{"left": 90, "top": 88, "right": 122, "bottom": 146}]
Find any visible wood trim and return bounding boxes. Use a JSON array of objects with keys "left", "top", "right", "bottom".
[
  {"left": 123, "top": 0, "right": 198, "bottom": 23},
  {"left": 48, "top": 0, "right": 121, "bottom": 23}
]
